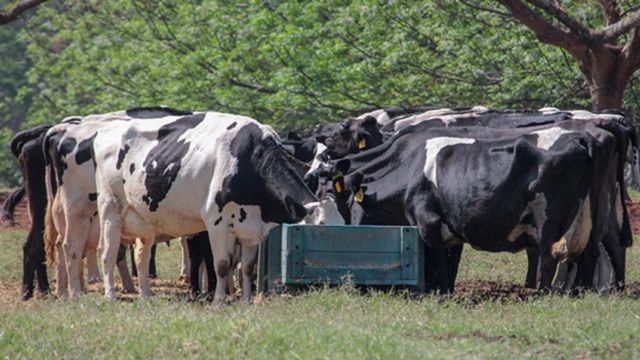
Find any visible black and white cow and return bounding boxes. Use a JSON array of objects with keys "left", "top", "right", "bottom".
[
  {"left": 41, "top": 107, "right": 193, "bottom": 298},
  {"left": 346, "top": 124, "right": 613, "bottom": 292},
  {"left": 91, "top": 112, "right": 344, "bottom": 302}
]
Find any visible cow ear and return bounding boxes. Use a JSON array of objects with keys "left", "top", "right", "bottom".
[
  {"left": 287, "top": 131, "right": 301, "bottom": 141},
  {"left": 361, "top": 115, "right": 378, "bottom": 128},
  {"left": 348, "top": 173, "right": 366, "bottom": 202},
  {"left": 335, "top": 159, "right": 351, "bottom": 174}
]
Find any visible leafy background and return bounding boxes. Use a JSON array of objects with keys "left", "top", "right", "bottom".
[{"left": 2, "top": 0, "right": 640, "bottom": 186}]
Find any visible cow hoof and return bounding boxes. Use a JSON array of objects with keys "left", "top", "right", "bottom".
[
  {"left": 178, "top": 274, "right": 189, "bottom": 284},
  {"left": 21, "top": 290, "right": 34, "bottom": 301},
  {"left": 105, "top": 292, "right": 117, "bottom": 301},
  {"left": 87, "top": 277, "right": 102, "bottom": 284},
  {"left": 121, "top": 286, "right": 136, "bottom": 294}
]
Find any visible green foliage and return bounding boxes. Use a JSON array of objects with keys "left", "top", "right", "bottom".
[{"left": 3, "top": 0, "right": 639, "bottom": 185}]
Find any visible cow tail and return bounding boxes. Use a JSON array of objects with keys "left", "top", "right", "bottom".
[
  {"left": 1, "top": 185, "right": 25, "bottom": 225},
  {"left": 44, "top": 196, "right": 58, "bottom": 266},
  {"left": 43, "top": 131, "right": 59, "bottom": 266},
  {"left": 629, "top": 126, "right": 640, "bottom": 190},
  {"left": 619, "top": 184, "right": 633, "bottom": 248}
]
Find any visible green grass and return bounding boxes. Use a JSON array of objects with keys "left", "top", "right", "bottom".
[
  {"left": 1, "top": 231, "right": 640, "bottom": 358},
  {"left": 628, "top": 188, "right": 640, "bottom": 203}
]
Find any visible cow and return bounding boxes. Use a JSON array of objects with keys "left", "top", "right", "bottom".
[
  {"left": 5, "top": 126, "right": 53, "bottom": 299},
  {"left": 42, "top": 107, "right": 193, "bottom": 298},
  {"left": 91, "top": 112, "right": 344, "bottom": 302}
]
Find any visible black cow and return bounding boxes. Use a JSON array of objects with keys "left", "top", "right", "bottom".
[{"left": 5, "top": 126, "right": 52, "bottom": 300}]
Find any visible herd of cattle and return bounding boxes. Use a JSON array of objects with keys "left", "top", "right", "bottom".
[{"left": 3, "top": 105, "right": 638, "bottom": 303}]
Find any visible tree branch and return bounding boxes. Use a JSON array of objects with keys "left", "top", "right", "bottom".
[
  {"left": 526, "top": 0, "right": 592, "bottom": 41},
  {"left": 592, "top": 7, "right": 640, "bottom": 42},
  {"left": 497, "top": 0, "right": 584, "bottom": 49},
  {"left": 600, "top": 0, "right": 622, "bottom": 26},
  {"left": 0, "top": 0, "right": 48, "bottom": 25}
]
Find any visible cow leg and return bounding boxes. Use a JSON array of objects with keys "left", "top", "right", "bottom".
[
  {"left": 149, "top": 244, "right": 157, "bottom": 279},
  {"left": 34, "top": 259, "right": 50, "bottom": 295},
  {"left": 134, "top": 238, "right": 154, "bottom": 299},
  {"left": 21, "top": 237, "right": 37, "bottom": 300},
  {"left": 85, "top": 217, "right": 101, "bottom": 284},
  {"left": 98, "top": 200, "right": 122, "bottom": 301},
  {"left": 240, "top": 244, "right": 259, "bottom": 303},
  {"left": 116, "top": 244, "right": 136, "bottom": 293},
  {"left": 63, "top": 217, "right": 91, "bottom": 299},
  {"left": 446, "top": 245, "right": 463, "bottom": 292},
  {"left": 537, "top": 251, "right": 559, "bottom": 290},
  {"left": 202, "top": 236, "right": 216, "bottom": 297},
  {"left": 573, "top": 242, "right": 598, "bottom": 292},
  {"left": 179, "top": 237, "right": 190, "bottom": 283},
  {"left": 187, "top": 236, "right": 203, "bottom": 297},
  {"left": 593, "top": 242, "right": 615, "bottom": 293},
  {"left": 603, "top": 229, "right": 626, "bottom": 291},
  {"left": 524, "top": 248, "right": 539, "bottom": 288},
  {"left": 208, "top": 228, "right": 234, "bottom": 304},
  {"left": 54, "top": 240, "right": 68, "bottom": 299},
  {"left": 420, "top": 222, "right": 450, "bottom": 294},
  {"left": 22, "top": 232, "right": 49, "bottom": 299},
  {"left": 129, "top": 245, "right": 137, "bottom": 278},
  {"left": 86, "top": 251, "right": 100, "bottom": 284}
]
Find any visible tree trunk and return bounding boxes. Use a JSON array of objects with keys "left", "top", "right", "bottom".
[
  {"left": 589, "top": 76, "right": 625, "bottom": 112},
  {"left": 586, "top": 49, "right": 630, "bottom": 112}
]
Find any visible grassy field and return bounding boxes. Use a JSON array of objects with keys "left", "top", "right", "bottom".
[{"left": 1, "top": 230, "right": 640, "bottom": 358}]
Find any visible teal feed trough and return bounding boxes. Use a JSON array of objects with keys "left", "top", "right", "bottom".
[{"left": 257, "top": 224, "right": 425, "bottom": 293}]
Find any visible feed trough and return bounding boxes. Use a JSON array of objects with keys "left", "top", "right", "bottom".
[{"left": 257, "top": 224, "right": 425, "bottom": 293}]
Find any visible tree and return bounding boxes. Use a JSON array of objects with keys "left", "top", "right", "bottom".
[
  {"left": 497, "top": 0, "right": 640, "bottom": 111},
  {"left": 0, "top": 0, "right": 48, "bottom": 25}
]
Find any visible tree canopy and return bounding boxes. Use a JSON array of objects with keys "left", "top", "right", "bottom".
[{"left": 1, "top": 0, "right": 640, "bottom": 186}]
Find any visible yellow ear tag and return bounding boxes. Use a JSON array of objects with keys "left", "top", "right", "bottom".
[
  {"left": 358, "top": 138, "right": 367, "bottom": 149},
  {"left": 334, "top": 181, "right": 343, "bottom": 193},
  {"left": 354, "top": 188, "right": 365, "bottom": 202}
]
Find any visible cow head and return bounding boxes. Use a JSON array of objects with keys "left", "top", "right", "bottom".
[
  {"left": 315, "top": 116, "right": 383, "bottom": 159},
  {"left": 308, "top": 159, "right": 354, "bottom": 223},
  {"left": 299, "top": 195, "right": 345, "bottom": 225}
]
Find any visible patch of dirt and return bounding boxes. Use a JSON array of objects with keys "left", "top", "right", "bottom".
[
  {"left": 452, "top": 280, "right": 540, "bottom": 304},
  {"left": 626, "top": 201, "right": 640, "bottom": 235},
  {"left": 0, "top": 191, "right": 31, "bottom": 231}
]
